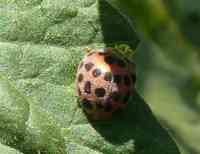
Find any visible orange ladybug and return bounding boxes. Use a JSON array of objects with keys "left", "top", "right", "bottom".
[{"left": 76, "top": 47, "right": 136, "bottom": 120}]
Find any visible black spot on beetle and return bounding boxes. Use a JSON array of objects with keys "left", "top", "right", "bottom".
[
  {"left": 85, "top": 62, "right": 94, "bottom": 71},
  {"left": 78, "top": 74, "right": 84, "bottom": 82},
  {"left": 82, "top": 99, "right": 93, "bottom": 110},
  {"left": 114, "top": 75, "right": 122, "bottom": 84},
  {"left": 98, "top": 52, "right": 106, "bottom": 56},
  {"left": 116, "top": 58, "right": 126, "bottom": 67},
  {"left": 92, "top": 68, "right": 102, "bottom": 77},
  {"left": 104, "top": 55, "right": 116, "bottom": 64},
  {"left": 111, "top": 92, "right": 121, "bottom": 102},
  {"left": 104, "top": 72, "right": 113, "bottom": 82},
  {"left": 98, "top": 50, "right": 108, "bottom": 56},
  {"left": 95, "top": 88, "right": 106, "bottom": 97},
  {"left": 124, "top": 75, "right": 131, "bottom": 86},
  {"left": 84, "top": 81, "right": 91, "bottom": 94}
]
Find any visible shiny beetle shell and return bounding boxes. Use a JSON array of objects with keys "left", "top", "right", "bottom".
[{"left": 76, "top": 48, "right": 136, "bottom": 120}]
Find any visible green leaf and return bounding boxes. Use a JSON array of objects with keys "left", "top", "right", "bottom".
[
  {"left": 0, "top": 0, "right": 179, "bottom": 153},
  {"left": 106, "top": 0, "right": 198, "bottom": 69},
  {"left": 106, "top": 1, "right": 200, "bottom": 154},
  {"left": 0, "top": 143, "right": 23, "bottom": 154}
]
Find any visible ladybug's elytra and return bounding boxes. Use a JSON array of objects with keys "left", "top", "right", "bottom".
[{"left": 76, "top": 47, "right": 136, "bottom": 120}]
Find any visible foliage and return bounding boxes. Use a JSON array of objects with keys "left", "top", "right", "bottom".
[
  {"left": 0, "top": 0, "right": 180, "bottom": 154},
  {"left": 106, "top": 0, "right": 200, "bottom": 154}
]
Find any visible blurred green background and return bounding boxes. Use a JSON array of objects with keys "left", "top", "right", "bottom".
[{"left": 108, "top": 0, "right": 200, "bottom": 154}]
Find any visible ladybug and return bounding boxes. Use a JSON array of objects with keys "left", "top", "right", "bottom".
[{"left": 76, "top": 47, "right": 136, "bottom": 120}]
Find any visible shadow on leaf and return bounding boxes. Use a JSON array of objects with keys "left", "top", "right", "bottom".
[{"left": 89, "top": 92, "right": 180, "bottom": 153}]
